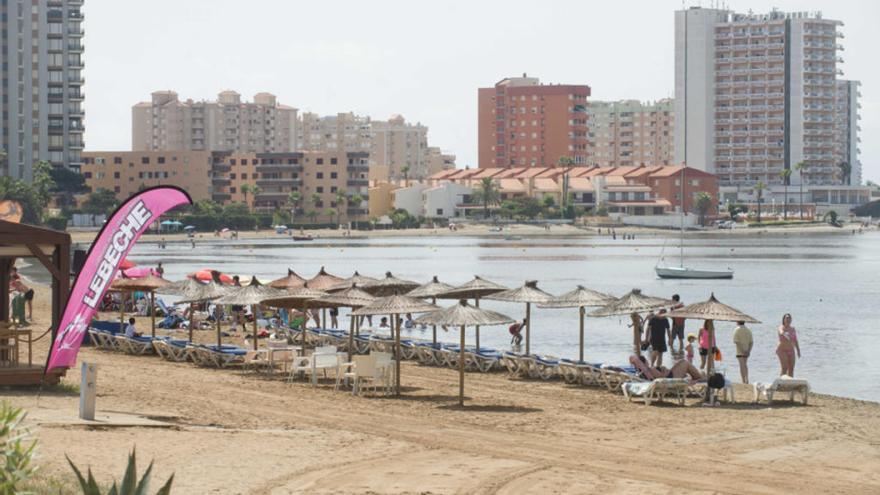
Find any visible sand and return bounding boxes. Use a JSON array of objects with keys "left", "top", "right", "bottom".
[{"left": 5, "top": 284, "right": 880, "bottom": 494}]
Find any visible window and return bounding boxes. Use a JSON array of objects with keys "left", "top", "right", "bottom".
[
  {"left": 436, "top": 208, "right": 444, "bottom": 216},
  {"left": 158, "top": 156, "right": 165, "bottom": 164},
  {"left": 113, "top": 157, "right": 122, "bottom": 164},
  {"left": 230, "top": 173, "right": 236, "bottom": 179},
  {"left": 316, "top": 158, "right": 324, "bottom": 165},
  {"left": 114, "top": 186, "right": 120, "bottom": 193},
  {"left": 316, "top": 186, "right": 324, "bottom": 193},
  {"left": 83, "top": 172, "right": 92, "bottom": 179},
  {"left": 230, "top": 187, "right": 236, "bottom": 193},
  {"left": 141, "top": 157, "right": 149, "bottom": 164},
  {"left": 241, "top": 173, "right": 248, "bottom": 179},
  {"left": 330, "top": 186, "right": 337, "bottom": 193},
  {"left": 113, "top": 172, "right": 120, "bottom": 179},
  {"left": 330, "top": 157, "right": 337, "bottom": 165},
  {"left": 241, "top": 159, "right": 248, "bottom": 165},
  {"left": 330, "top": 172, "right": 337, "bottom": 179},
  {"left": 230, "top": 159, "right": 236, "bottom": 165},
  {"left": 316, "top": 172, "right": 324, "bottom": 179}
]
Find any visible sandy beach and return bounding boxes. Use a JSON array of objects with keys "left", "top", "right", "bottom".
[
  {"left": 66, "top": 220, "right": 870, "bottom": 246},
  {"left": 4, "top": 283, "right": 880, "bottom": 494}
]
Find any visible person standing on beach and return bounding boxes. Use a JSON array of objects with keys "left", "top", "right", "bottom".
[
  {"left": 155, "top": 262, "right": 164, "bottom": 277},
  {"left": 776, "top": 313, "right": 801, "bottom": 377},
  {"left": 733, "top": 320, "right": 753, "bottom": 383},
  {"left": 509, "top": 319, "right": 525, "bottom": 347},
  {"left": 645, "top": 309, "right": 670, "bottom": 367},
  {"left": 9, "top": 267, "right": 34, "bottom": 321},
  {"left": 669, "top": 294, "right": 685, "bottom": 354}
]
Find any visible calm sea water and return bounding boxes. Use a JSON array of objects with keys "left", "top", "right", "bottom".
[{"left": 111, "top": 230, "right": 880, "bottom": 402}]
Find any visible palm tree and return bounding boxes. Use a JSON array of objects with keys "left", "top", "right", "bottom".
[
  {"left": 334, "top": 190, "right": 346, "bottom": 225},
  {"left": 694, "top": 192, "right": 713, "bottom": 226},
  {"left": 794, "top": 161, "right": 807, "bottom": 220},
  {"left": 311, "top": 193, "right": 322, "bottom": 211},
  {"left": 557, "top": 156, "right": 575, "bottom": 166},
  {"left": 837, "top": 161, "right": 852, "bottom": 186},
  {"left": 779, "top": 168, "right": 791, "bottom": 220},
  {"left": 287, "top": 191, "right": 302, "bottom": 224},
  {"left": 240, "top": 184, "right": 251, "bottom": 209},
  {"left": 250, "top": 185, "right": 262, "bottom": 211},
  {"left": 306, "top": 209, "right": 318, "bottom": 224},
  {"left": 401, "top": 165, "right": 410, "bottom": 187},
  {"left": 324, "top": 207, "right": 336, "bottom": 224},
  {"left": 473, "top": 178, "right": 500, "bottom": 219},
  {"left": 348, "top": 193, "right": 364, "bottom": 228},
  {"left": 754, "top": 181, "right": 766, "bottom": 223}
]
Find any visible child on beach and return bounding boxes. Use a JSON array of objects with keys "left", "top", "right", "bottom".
[{"left": 685, "top": 333, "right": 696, "bottom": 364}]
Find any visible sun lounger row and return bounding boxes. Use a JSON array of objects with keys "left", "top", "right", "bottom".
[{"left": 88, "top": 325, "right": 161, "bottom": 356}]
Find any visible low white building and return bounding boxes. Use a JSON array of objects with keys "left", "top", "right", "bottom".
[
  {"left": 392, "top": 183, "right": 429, "bottom": 217},
  {"left": 423, "top": 183, "right": 472, "bottom": 219}
]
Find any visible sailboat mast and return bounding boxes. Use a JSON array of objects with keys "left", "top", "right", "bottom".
[{"left": 680, "top": 166, "right": 685, "bottom": 267}]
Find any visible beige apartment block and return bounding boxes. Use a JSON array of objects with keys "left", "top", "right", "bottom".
[
  {"left": 370, "top": 115, "right": 430, "bottom": 180},
  {"left": 425, "top": 147, "right": 456, "bottom": 177},
  {"left": 132, "top": 90, "right": 298, "bottom": 153},
  {"left": 81, "top": 151, "right": 214, "bottom": 202},
  {"left": 297, "top": 112, "right": 372, "bottom": 153},
  {"left": 588, "top": 99, "right": 674, "bottom": 167},
  {"left": 210, "top": 151, "right": 370, "bottom": 223}
]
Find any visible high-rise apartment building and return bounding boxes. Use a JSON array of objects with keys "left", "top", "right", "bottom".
[
  {"left": 833, "top": 80, "right": 860, "bottom": 185},
  {"left": 1, "top": 0, "right": 84, "bottom": 180},
  {"left": 296, "top": 112, "right": 372, "bottom": 153},
  {"left": 478, "top": 74, "right": 591, "bottom": 168},
  {"left": 370, "top": 115, "right": 428, "bottom": 180},
  {"left": 132, "top": 90, "right": 298, "bottom": 153},
  {"left": 425, "top": 147, "right": 456, "bottom": 177},
  {"left": 587, "top": 99, "right": 675, "bottom": 167},
  {"left": 675, "top": 7, "right": 856, "bottom": 187}
]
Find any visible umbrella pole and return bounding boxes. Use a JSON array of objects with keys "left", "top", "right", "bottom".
[
  {"left": 525, "top": 302, "right": 531, "bottom": 355},
  {"left": 301, "top": 301, "right": 308, "bottom": 346},
  {"left": 189, "top": 302, "right": 195, "bottom": 343},
  {"left": 579, "top": 306, "right": 585, "bottom": 363},
  {"left": 322, "top": 308, "right": 327, "bottom": 329},
  {"left": 150, "top": 291, "right": 156, "bottom": 338},
  {"left": 395, "top": 314, "right": 401, "bottom": 396},
  {"left": 252, "top": 304, "right": 258, "bottom": 351},
  {"left": 475, "top": 297, "right": 480, "bottom": 351},
  {"left": 459, "top": 324, "right": 466, "bottom": 407},
  {"left": 216, "top": 303, "right": 222, "bottom": 347},
  {"left": 631, "top": 313, "right": 641, "bottom": 356},
  {"left": 707, "top": 320, "right": 716, "bottom": 404},
  {"left": 431, "top": 297, "right": 437, "bottom": 346},
  {"left": 348, "top": 310, "right": 354, "bottom": 361},
  {"left": 119, "top": 292, "right": 125, "bottom": 332}
]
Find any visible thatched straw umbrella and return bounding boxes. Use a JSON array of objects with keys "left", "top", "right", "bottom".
[
  {"left": 268, "top": 269, "right": 307, "bottom": 290},
  {"left": 485, "top": 280, "right": 554, "bottom": 355},
  {"left": 362, "top": 271, "right": 419, "bottom": 297},
  {"left": 352, "top": 295, "right": 439, "bottom": 396},
  {"left": 157, "top": 278, "right": 225, "bottom": 342},
  {"left": 437, "top": 276, "right": 507, "bottom": 351},
  {"left": 260, "top": 282, "right": 328, "bottom": 345},
  {"left": 314, "top": 284, "right": 376, "bottom": 359},
  {"left": 109, "top": 275, "right": 170, "bottom": 337},
  {"left": 407, "top": 275, "right": 455, "bottom": 345},
  {"left": 213, "top": 277, "right": 285, "bottom": 350},
  {"left": 667, "top": 293, "right": 760, "bottom": 374},
  {"left": 588, "top": 288, "right": 674, "bottom": 356},
  {"left": 328, "top": 271, "right": 379, "bottom": 292},
  {"left": 539, "top": 285, "right": 615, "bottom": 362},
  {"left": 307, "top": 266, "right": 344, "bottom": 326},
  {"left": 415, "top": 300, "right": 514, "bottom": 406}
]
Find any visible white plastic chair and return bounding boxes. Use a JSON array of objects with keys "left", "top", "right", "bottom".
[{"left": 336, "top": 355, "right": 387, "bottom": 395}]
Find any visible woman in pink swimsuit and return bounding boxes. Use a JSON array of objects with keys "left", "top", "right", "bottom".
[{"left": 776, "top": 313, "right": 801, "bottom": 377}]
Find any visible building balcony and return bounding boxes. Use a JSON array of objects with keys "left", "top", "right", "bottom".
[
  {"left": 213, "top": 192, "right": 232, "bottom": 202},
  {"left": 68, "top": 76, "right": 85, "bottom": 85},
  {"left": 68, "top": 141, "right": 84, "bottom": 149},
  {"left": 346, "top": 166, "right": 369, "bottom": 174},
  {"left": 212, "top": 163, "right": 232, "bottom": 173},
  {"left": 68, "top": 43, "right": 84, "bottom": 52},
  {"left": 347, "top": 179, "right": 369, "bottom": 187},
  {"left": 68, "top": 27, "right": 84, "bottom": 37},
  {"left": 256, "top": 164, "right": 303, "bottom": 173},
  {"left": 67, "top": 59, "right": 84, "bottom": 69},
  {"left": 212, "top": 177, "right": 231, "bottom": 186},
  {"left": 256, "top": 178, "right": 301, "bottom": 187}
]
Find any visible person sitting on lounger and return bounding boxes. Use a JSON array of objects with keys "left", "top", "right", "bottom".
[
  {"left": 379, "top": 317, "right": 389, "bottom": 328},
  {"left": 631, "top": 355, "right": 704, "bottom": 381},
  {"left": 124, "top": 317, "right": 142, "bottom": 338}
]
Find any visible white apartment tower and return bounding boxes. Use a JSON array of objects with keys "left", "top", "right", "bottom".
[
  {"left": 1, "top": 0, "right": 85, "bottom": 180},
  {"left": 132, "top": 90, "right": 298, "bottom": 153},
  {"left": 833, "top": 80, "right": 860, "bottom": 185},
  {"left": 675, "top": 7, "right": 856, "bottom": 187}
]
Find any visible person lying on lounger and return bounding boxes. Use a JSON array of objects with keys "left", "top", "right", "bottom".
[{"left": 630, "top": 355, "right": 704, "bottom": 381}]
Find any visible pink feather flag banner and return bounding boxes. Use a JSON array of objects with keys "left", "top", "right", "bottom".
[{"left": 46, "top": 186, "right": 192, "bottom": 371}]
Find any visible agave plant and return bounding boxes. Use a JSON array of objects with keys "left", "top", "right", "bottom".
[
  {"left": 67, "top": 449, "right": 173, "bottom": 495},
  {"left": 0, "top": 402, "right": 38, "bottom": 495}
]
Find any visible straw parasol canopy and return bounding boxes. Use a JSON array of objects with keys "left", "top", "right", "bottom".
[
  {"left": 155, "top": 277, "right": 204, "bottom": 297},
  {"left": 110, "top": 275, "right": 170, "bottom": 338},
  {"left": 155, "top": 277, "right": 228, "bottom": 343},
  {"left": 353, "top": 294, "right": 439, "bottom": 396},
  {"left": 314, "top": 284, "right": 377, "bottom": 359},
  {"left": 485, "top": 280, "right": 554, "bottom": 355},
  {"left": 362, "top": 271, "right": 420, "bottom": 297},
  {"left": 212, "top": 277, "right": 286, "bottom": 349},
  {"left": 268, "top": 269, "right": 307, "bottom": 290},
  {"left": 306, "top": 266, "right": 344, "bottom": 291},
  {"left": 407, "top": 275, "right": 456, "bottom": 345},
  {"left": 668, "top": 293, "right": 761, "bottom": 375},
  {"left": 260, "top": 282, "right": 329, "bottom": 345},
  {"left": 589, "top": 288, "right": 675, "bottom": 356},
  {"left": 539, "top": 285, "right": 616, "bottom": 362},
  {"left": 437, "top": 276, "right": 508, "bottom": 350},
  {"left": 327, "top": 271, "right": 379, "bottom": 292},
  {"left": 415, "top": 300, "right": 514, "bottom": 406}
]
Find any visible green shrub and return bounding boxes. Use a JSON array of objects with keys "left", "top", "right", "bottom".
[
  {"left": 67, "top": 449, "right": 173, "bottom": 495},
  {"left": 0, "top": 402, "right": 38, "bottom": 494},
  {"left": 45, "top": 216, "right": 69, "bottom": 231}
]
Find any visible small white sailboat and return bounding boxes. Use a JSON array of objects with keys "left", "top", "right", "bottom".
[{"left": 655, "top": 168, "right": 733, "bottom": 280}]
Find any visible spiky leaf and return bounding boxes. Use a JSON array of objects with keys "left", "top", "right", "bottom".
[
  {"left": 155, "top": 474, "right": 174, "bottom": 495},
  {"left": 119, "top": 449, "right": 137, "bottom": 494}
]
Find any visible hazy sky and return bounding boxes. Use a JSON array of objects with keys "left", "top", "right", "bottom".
[{"left": 84, "top": 0, "right": 878, "bottom": 183}]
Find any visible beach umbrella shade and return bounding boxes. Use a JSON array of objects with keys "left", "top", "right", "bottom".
[
  {"left": 415, "top": 300, "right": 514, "bottom": 406},
  {"left": 260, "top": 282, "right": 329, "bottom": 345},
  {"left": 314, "top": 284, "right": 376, "bottom": 359},
  {"left": 353, "top": 295, "right": 440, "bottom": 395},
  {"left": 122, "top": 266, "right": 157, "bottom": 279},
  {"left": 307, "top": 266, "right": 345, "bottom": 326},
  {"left": 327, "top": 271, "right": 379, "bottom": 292},
  {"left": 184, "top": 225, "right": 196, "bottom": 231},
  {"left": 588, "top": 288, "right": 675, "bottom": 356},
  {"left": 213, "top": 277, "right": 286, "bottom": 350},
  {"left": 667, "top": 293, "right": 761, "bottom": 373},
  {"left": 190, "top": 269, "right": 234, "bottom": 284},
  {"left": 407, "top": 275, "right": 456, "bottom": 345},
  {"left": 361, "top": 271, "right": 420, "bottom": 297},
  {"left": 485, "top": 280, "right": 554, "bottom": 355},
  {"left": 110, "top": 275, "right": 170, "bottom": 338},
  {"left": 539, "top": 285, "right": 616, "bottom": 363},
  {"left": 268, "top": 269, "right": 307, "bottom": 290},
  {"left": 160, "top": 278, "right": 228, "bottom": 343},
  {"left": 437, "top": 276, "right": 508, "bottom": 350},
  {"left": 119, "top": 258, "right": 137, "bottom": 270}
]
